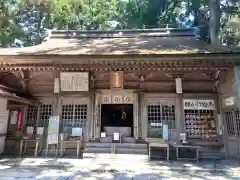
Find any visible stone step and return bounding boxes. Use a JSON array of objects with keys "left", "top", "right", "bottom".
[
  {"left": 115, "top": 143, "right": 147, "bottom": 149},
  {"left": 84, "top": 147, "right": 112, "bottom": 154},
  {"left": 115, "top": 147, "right": 148, "bottom": 155},
  {"left": 122, "top": 137, "right": 136, "bottom": 143},
  {"left": 100, "top": 136, "right": 113, "bottom": 143},
  {"left": 84, "top": 142, "right": 148, "bottom": 155},
  {"left": 85, "top": 142, "right": 112, "bottom": 148}
]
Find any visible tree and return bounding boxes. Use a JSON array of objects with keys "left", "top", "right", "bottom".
[
  {"left": 209, "top": 0, "right": 221, "bottom": 45},
  {"left": 1, "top": 0, "right": 239, "bottom": 47},
  {"left": 0, "top": 0, "right": 25, "bottom": 47},
  {"left": 49, "top": 0, "right": 119, "bottom": 30},
  {"left": 220, "top": 0, "right": 240, "bottom": 46},
  {"left": 18, "top": 0, "right": 54, "bottom": 45}
]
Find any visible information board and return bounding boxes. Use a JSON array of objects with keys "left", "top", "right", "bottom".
[
  {"left": 60, "top": 72, "right": 89, "bottom": 92},
  {"left": 47, "top": 116, "right": 60, "bottom": 145},
  {"left": 71, "top": 127, "right": 82, "bottom": 137},
  {"left": 162, "top": 124, "right": 169, "bottom": 141}
]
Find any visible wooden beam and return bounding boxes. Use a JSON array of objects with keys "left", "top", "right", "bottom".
[
  {"left": 0, "top": 52, "right": 238, "bottom": 65},
  {"left": 0, "top": 84, "right": 25, "bottom": 93},
  {"left": 95, "top": 80, "right": 214, "bottom": 83},
  {"left": 4, "top": 96, "right": 38, "bottom": 105}
]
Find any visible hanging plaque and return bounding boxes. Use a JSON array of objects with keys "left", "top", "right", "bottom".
[
  {"left": 183, "top": 99, "right": 215, "bottom": 110},
  {"left": 110, "top": 71, "right": 123, "bottom": 89},
  {"left": 10, "top": 111, "right": 18, "bottom": 124},
  {"left": 60, "top": 72, "right": 89, "bottom": 92},
  {"left": 175, "top": 78, "right": 182, "bottom": 94},
  {"left": 101, "top": 94, "right": 133, "bottom": 104},
  {"left": 223, "top": 96, "right": 235, "bottom": 107}
]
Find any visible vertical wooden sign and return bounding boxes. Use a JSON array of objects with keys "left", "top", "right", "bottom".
[{"left": 109, "top": 71, "right": 123, "bottom": 89}]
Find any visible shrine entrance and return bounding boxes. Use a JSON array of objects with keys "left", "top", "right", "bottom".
[{"left": 101, "top": 104, "right": 134, "bottom": 137}]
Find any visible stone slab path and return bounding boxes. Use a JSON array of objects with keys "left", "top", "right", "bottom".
[{"left": 0, "top": 154, "right": 238, "bottom": 180}]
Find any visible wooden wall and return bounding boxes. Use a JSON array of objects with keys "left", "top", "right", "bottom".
[
  {"left": 26, "top": 69, "right": 226, "bottom": 95},
  {"left": 28, "top": 71, "right": 56, "bottom": 94}
]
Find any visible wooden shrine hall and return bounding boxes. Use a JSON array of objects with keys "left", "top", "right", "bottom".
[{"left": 0, "top": 27, "right": 239, "bottom": 159}]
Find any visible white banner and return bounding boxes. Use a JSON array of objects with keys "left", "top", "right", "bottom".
[
  {"left": 47, "top": 116, "right": 60, "bottom": 145},
  {"left": 183, "top": 99, "right": 215, "bottom": 110},
  {"left": 60, "top": 72, "right": 89, "bottom": 92}
]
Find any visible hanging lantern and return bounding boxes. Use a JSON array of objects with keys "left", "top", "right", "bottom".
[{"left": 122, "top": 111, "right": 127, "bottom": 120}]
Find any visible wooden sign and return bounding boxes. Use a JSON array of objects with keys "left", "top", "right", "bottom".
[
  {"left": 223, "top": 96, "right": 235, "bottom": 107},
  {"left": 110, "top": 71, "right": 123, "bottom": 89},
  {"left": 60, "top": 72, "right": 89, "bottom": 92},
  {"left": 54, "top": 77, "right": 60, "bottom": 93},
  {"left": 183, "top": 99, "right": 215, "bottom": 110},
  {"left": 175, "top": 78, "right": 182, "bottom": 94},
  {"left": 101, "top": 94, "right": 133, "bottom": 104}
]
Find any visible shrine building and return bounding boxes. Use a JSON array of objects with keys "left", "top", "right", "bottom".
[{"left": 0, "top": 28, "right": 239, "bottom": 159}]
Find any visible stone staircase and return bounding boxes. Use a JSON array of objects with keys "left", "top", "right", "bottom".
[
  {"left": 115, "top": 143, "right": 148, "bottom": 154},
  {"left": 85, "top": 137, "right": 148, "bottom": 155}
]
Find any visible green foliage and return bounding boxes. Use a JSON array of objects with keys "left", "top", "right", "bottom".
[
  {"left": 0, "top": 0, "right": 25, "bottom": 47},
  {"left": 0, "top": 0, "right": 239, "bottom": 47},
  {"left": 49, "top": 0, "right": 120, "bottom": 30}
]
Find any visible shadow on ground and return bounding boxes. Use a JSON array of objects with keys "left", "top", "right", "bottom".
[{"left": 0, "top": 155, "right": 238, "bottom": 180}]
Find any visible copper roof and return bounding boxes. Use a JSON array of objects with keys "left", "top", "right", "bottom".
[{"left": 0, "top": 28, "right": 231, "bottom": 56}]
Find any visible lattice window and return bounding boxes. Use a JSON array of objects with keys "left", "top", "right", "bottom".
[
  {"left": 38, "top": 104, "right": 52, "bottom": 128},
  {"left": 148, "top": 105, "right": 161, "bottom": 127},
  {"left": 235, "top": 111, "right": 240, "bottom": 136},
  {"left": 26, "top": 106, "right": 38, "bottom": 126},
  {"left": 74, "top": 104, "right": 87, "bottom": 127},
  {"left": 147, "top": 105, "right": 175, "bottom": 129},
  {"left": 61, "top": 104, "right": 87, "bottom": 134},
  {"left": 162, "top": 105, "right": 175, "bottom": 129},
  {"left": 225, "top": 111, "right": 236, "bottom": 136},
  {"left": 61, "top": 104, "right": 74, "bottom": 127}
]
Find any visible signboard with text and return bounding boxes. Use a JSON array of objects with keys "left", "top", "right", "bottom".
[
  {"left": 60, "top": 72, "right": 89, "bottom": 92},
  {"left": 183, "top": 99, "right": 215, "bottom": 110},
  {"left": 101, "top": 94, "right": 133, "bottom": 104},
  {"left": 47, "top": 116, "right": 60, "bottom": 145}
]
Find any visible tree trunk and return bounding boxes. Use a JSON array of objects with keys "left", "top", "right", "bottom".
[
  {"left": 209, "top": 0, "right": 221, "bottom": 46},
  {"left": 192, "top": 0, "right": 200, "bottom": 27}
]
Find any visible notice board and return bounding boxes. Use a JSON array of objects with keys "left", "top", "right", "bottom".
[{"left": 47, "top": 116, "right": 60, "bottom": 145}]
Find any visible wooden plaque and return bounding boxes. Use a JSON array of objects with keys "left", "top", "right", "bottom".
[{"left": 109, "top": 71, "right": 123, "bottom": 89}]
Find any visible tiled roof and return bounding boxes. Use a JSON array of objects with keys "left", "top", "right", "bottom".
[{"left": 0, "top": 28, "right": 231, "bottom": 56}]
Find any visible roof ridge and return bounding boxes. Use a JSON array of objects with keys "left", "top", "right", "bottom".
[{"left": 49, "top": 27, "right": 200, "bottom": 39}]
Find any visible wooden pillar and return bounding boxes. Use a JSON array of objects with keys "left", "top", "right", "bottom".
[
  {"left": 141, "top": 93, "right": 147, "bottom": 139},
  {"left": 89, "top": 92, "right": 95, "bottom": 139},
  {"left": 94, "top": 92, "right": 101, "bottom": 138},
  {"left": 138, "top": 93, "right": 143, "bottom": 139},
  {"left": 175, "top": 76, "right": 184, "bottom": 141},
  {"left": 133, "top": 92, "right": 139, "bottom": 139},
  {"left": 176, "top": 94, "right": 184, "bottom": 139}
]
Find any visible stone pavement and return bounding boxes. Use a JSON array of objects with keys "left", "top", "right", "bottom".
[{"left": 0, "top": 154, "right": 239, "bottom": 180}]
